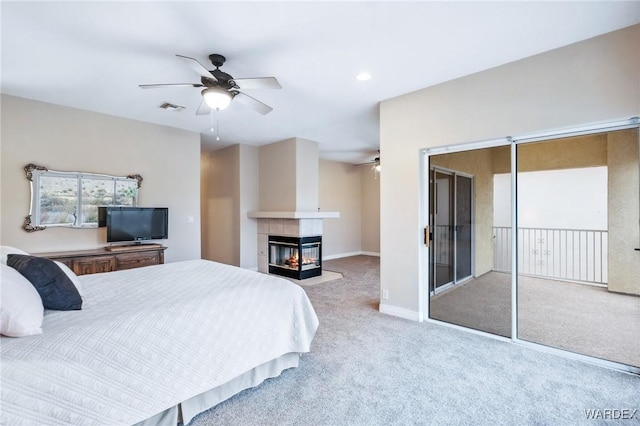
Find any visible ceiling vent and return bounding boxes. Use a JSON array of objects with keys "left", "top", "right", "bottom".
[{"left": 159, "top": 102, "right": 185, "bottom": 112}]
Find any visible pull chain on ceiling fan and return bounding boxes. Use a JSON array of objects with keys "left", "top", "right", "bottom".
[{"left": 210, "top": 109, "right": 221, "bottom": 141}]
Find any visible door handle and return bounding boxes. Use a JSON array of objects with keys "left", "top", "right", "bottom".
[{"left": 424, "top": 226, "right": 430, "bottom": 247}]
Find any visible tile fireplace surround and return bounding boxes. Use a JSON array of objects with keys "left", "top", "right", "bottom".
[
  {"left": 256, "top": 218, "right": 322, "bottom": 274},
  {"left": 249, "top": 211, "right": 339, "bottom": 277}
]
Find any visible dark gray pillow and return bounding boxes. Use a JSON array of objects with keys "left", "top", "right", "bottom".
[{"left": 7, "top": 254, "right": 82, "bottom": 311}]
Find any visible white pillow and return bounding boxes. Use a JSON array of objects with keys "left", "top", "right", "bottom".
[
  {"left": 1, "top": 263, "right": 44, "bottom": 337},
  {"left": 54, "top": 261, "right": 83, "bottom": 298},
  {"left": 0, "top": 246, "right": 29, "bottom": 265}
]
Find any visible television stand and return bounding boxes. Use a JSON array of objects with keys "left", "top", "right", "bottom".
[{"left": 36, "top": 246, "right": 167, "bottom": 276}]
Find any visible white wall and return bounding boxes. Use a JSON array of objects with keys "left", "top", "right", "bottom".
[
  {"left": 1, "top": 95, "right": 201, "bottom": 262},
  {"left": 379, "top": 25, "right": 640, "bottom": 318},
  {"left": 494, "top": 168, "right": 608, "bottom": 229}
]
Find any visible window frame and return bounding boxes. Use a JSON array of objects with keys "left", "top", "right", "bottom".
[{"left": 29, "top": 168, "right": 140, "bottom": 229}]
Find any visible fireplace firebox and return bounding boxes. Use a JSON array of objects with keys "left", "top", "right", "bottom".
[{"left": 268, "top": 235, "right": 322, "bottom": 280}]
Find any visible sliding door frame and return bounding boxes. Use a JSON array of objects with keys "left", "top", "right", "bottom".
[
  {"left": 420, "top": 117, "right": 640, "bottom": 375},
  {"left": 421, "top": 137, "right": 511, "bottom": 327}
]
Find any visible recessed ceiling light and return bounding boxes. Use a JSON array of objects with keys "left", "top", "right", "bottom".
[{"left": 356, "top": 72, "right": 371, "bottom": 81}]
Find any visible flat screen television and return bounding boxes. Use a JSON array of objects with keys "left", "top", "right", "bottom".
[{"left": 103, "top": 207, "right": 168, "bottom": 243}]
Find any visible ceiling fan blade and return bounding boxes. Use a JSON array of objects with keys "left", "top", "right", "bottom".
[
  {"left": 176, "top": 54, "right": 218, "bottom": 82},
  {"left": 139, "top": 83, "right": 204, "bottom": 89},
  {"left": 196, "top": 99, "right": 211, "bottom": 116},
  {"left": 355, "top": 157, "right": 380, "bottom": 166},
  {"left": 232, "top": 77, "right": 282, "bottom": 90},
  {"left": 233, "top": 91, "right": 273, "bottom": 115}
]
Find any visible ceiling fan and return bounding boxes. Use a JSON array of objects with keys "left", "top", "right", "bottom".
[
  {"left": 355, "top": 150, "right": 381, "bottom": 178},
  {"left": 355, "top": 150, "right": 381, "bottom": 169},
  {"left": 139, "top": 54, "right": 281, "bottom": 115}
]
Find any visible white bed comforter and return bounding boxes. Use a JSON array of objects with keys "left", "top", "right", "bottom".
[{"left": 1, "top": 259, "right": 319, "bottom": 425}]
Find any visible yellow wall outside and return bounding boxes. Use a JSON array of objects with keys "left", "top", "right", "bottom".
[
  {"left": 492, "top": 133, "right": 608, "bottom": 174},
  {"left": 607, "top": 129, "right": 640, "bottom": 295},
  {"left": 515, "top": 134, "right": 608, "bottom": 172}
]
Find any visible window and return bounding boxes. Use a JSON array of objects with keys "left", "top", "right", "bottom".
[{"left": 33, "top": 171, "right": 138, "bottom": 227}]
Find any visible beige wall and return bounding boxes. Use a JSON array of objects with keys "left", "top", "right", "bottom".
[
  {"left": 201, "top": 144, "right": 259, "bottom": 269},
  {"left": 360, "top": 167, "right": 380, "bottom": 254},
  {"left": 295, "top": 138, "right": 319, "bottom": 211},
  {"left": 0, "top": 95, "right": 201, "bottom": 262},
  {"left": 380, "top": 25, "right": 640, "bottom": 318},
  {"left": 319, "top": 159, "right": 362, "bottom": 257},
  {"left": 201, "top": 145, "right": 240, "bottom": 265},
  {"left": 259, "top": 137, "right": 319, "bottom": 212},
  {"left": 259, "top": 138, "right": 297, "bottom": 211},
  {"left": 607, "top": 129, "right": 640, "bottom": 295}
]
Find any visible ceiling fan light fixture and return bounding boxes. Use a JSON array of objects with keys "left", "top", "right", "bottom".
[{"left": 202, "top": 87, "right": 232, "bottom": 110}]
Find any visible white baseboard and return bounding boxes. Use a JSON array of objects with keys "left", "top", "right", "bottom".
[
  {"left": 379, "top": 303, "right": 421, "bottom": 322},
  {"left": 323, "top": 251, "right": 381, "bottom": 260},
  {"left": 360, "top": 251, "right": 380, "bottom": 257},
  {"left": 323, "top": 251, "right": 362, "bottom": 260}
]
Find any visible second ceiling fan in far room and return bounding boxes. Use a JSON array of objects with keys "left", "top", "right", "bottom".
[{"left": 355, "top": 150, "right": 381, "bottom": 178}]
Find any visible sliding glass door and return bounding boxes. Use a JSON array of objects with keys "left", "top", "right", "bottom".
[
  {"left": 516, "top": 128, "right": 640, "bottom": 367},
  {"left": 428, "top": 147, "right": 512, "bottom": 337},
  {"left": 425, "top": 122, "right": 640, "bottom": 371}
]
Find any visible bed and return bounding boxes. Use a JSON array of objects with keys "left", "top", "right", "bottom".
[{"left": 0, "top": 256, "right": 319, "bottom": 425}]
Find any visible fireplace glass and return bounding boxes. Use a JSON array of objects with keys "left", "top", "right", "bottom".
[{"left": 268, "top": 235, "right": 322, "bottom": 280}]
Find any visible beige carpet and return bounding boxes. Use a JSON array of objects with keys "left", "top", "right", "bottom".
[{"left": 430, "top": 272, "right": 640, "bottom": 367}]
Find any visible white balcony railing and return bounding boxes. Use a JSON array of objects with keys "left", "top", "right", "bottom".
[{"left": 493, "top": 227, "right": 608, "bottom": 285}]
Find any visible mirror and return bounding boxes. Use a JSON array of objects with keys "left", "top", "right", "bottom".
[{"left": 23, "top": 163, "right": 142, "bottom": 232}]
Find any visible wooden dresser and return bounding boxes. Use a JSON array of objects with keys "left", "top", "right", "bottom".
[{"left": 37, "top": 245, "right": 167, "bottom": 276}]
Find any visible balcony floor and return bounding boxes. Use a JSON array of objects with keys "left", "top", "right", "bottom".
[{"left": 430, "top": 272, "right": 640, "bottom": 367}]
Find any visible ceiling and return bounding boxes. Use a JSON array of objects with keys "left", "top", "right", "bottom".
[{"left": 2, "top": 2, "right": 638, "bottom": 164}]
